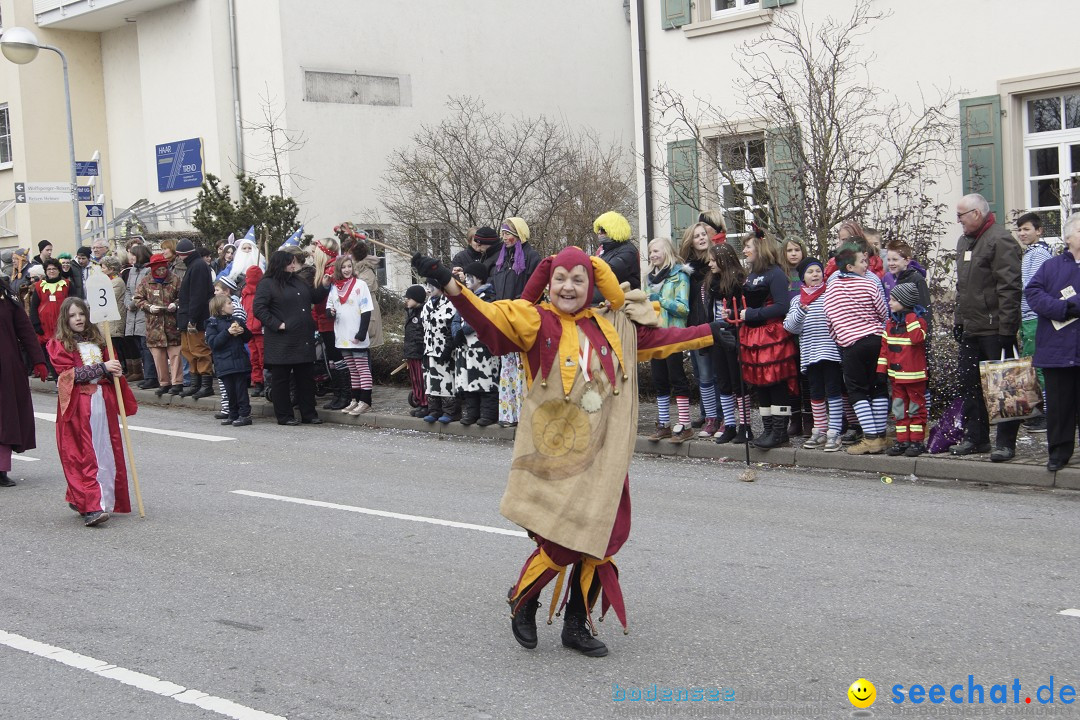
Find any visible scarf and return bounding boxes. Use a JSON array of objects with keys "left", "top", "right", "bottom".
[
  {"left": 799, "top": 282, "right": 826, "bottom": 307},
  {"left": 646, "top": 265, "right": 672, "bottom": 292},
  {"left": 496, "top": 240, "right": 527, "bottom": 275},
  {"left": 335, "top": 277, "right": 356, "bottom": 303}
]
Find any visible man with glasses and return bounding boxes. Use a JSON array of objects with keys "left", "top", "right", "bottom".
[
  {"left": 90, "top": 240, "right": 109, "bottom": 264},
  {"left": 950, "top": 193, "right": 1023, "bottom": 462}
]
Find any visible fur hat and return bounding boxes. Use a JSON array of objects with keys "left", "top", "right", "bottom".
[
  {"left": 28, "top": 264, "right": 45, "bottom": 279},
  {"left": 404, "top": 284, "right": 427, "bottom": 304},
  {"left": 890, "top": 282, "right": 920, "bottom": 310},
  {"left": 592, "top": 211, "right": 632, "bottom": 242},
  {"left": 473, "top": 227, "right": 499, "bottom": 245},
  {"left": 463, "top": 261, "right": 489, "bottom": 283}
]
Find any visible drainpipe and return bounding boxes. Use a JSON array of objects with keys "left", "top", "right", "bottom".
[
  {"left": 636, "top": 0, "right": 654, "bottom": 237},
  {"left": 227, "top": 0, "right": 244, "bottom": 173}
]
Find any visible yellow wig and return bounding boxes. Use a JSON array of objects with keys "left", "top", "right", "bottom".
[{"left": 592, "top": 211, "right": 632, "bottom": 243}]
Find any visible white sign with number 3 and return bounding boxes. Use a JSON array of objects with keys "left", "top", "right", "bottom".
[{"left": 85, "top": 268, "right": 121, "bottom": 324}]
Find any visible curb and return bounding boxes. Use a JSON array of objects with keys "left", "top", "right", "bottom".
[{"left": 30, "top": 381, "right": 1073, "bottom": 492}]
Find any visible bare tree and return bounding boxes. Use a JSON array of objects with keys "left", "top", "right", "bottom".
[
  {"left": 651, "top": 0, "right": 959, "bottom": 260},
  {"left": 379, "top": 96, "right": 636, "bottom": 260},
  {"left": 243, "top": 86, "right": 310, "bottom": 199}
]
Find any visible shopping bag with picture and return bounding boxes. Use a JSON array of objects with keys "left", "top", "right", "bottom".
[{"left": 979, "top": 349, "right": 1042, "bottom": 424}]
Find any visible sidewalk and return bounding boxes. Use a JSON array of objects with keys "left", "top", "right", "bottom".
[{"left": 29, "top": 380, "right": 1079, "bottom": 492}]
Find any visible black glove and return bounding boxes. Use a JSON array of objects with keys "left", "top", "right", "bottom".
[
  {"left": 952, "top": 324, "right": 964, "bottom": 343},
  {"left": 998, "top": 335, "right": 1017, "bottom": 353},
  {"left": 411, "top": 253, "right": 452, "bottom": 288},
  {"left": 709, "top": 321, "right": 737, "bottom": 352},
  {"left": 453, "top": 329, "right": 467, "bottom": 349},
  {"left": 1067, "top": 300, "right": 1080, "bottom": 319}
]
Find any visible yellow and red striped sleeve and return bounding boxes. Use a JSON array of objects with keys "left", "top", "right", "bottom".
[
  {"left": 447, "top": 288, "right": 541, "bottom": 354},
  {"left": 636, "top": 323, "right": 713, "bottom": 362}
]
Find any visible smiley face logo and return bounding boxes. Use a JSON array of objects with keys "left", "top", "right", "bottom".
[{"left": 848, "top": 678, "right": 876, "bottom": 708}]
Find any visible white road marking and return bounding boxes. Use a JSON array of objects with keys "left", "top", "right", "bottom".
[
  {"left": 1060, "top": 609, "right": 1080, "bottom": 618},
  {"left": 34, "top": 412, "right": 234, "bottom": 442},
  {"left": 11, "top": 455, "right": 39, "bottom": 462},
  {"left": 0, "top": 629, "right": 285, "bottom": 720},
  {"left": 232, "top": 490, "right": 529, "bottom": 538}
]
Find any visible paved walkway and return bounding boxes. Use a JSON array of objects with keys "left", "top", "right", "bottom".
[{"left": 28, "top": 380, "right": 1078, "bottom": 492}]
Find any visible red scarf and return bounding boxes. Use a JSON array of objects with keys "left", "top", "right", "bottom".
[
  {"left": 800, "top": 282, "right": 826, "bottom": 307},
  {"left": 334, "top": 277, "right": 356, "bottom": 304}
]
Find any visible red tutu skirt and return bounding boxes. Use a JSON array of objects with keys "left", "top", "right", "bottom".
[{"left": 739, "top": 319, "right": 798, "bottom": 392}]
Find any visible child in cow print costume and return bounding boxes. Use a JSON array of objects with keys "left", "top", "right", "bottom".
[
  {"left": 452, "top": 262, "right": 500, "bottom": 426},
  {"left": 421, "top": 281, "right": 459, "bottom": 423}
]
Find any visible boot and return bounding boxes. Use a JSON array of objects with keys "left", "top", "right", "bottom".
[
  {"left": 733, "top": 425, "right": 754, "bottom": 444},
  {"left": 126, "top": 359, "right": 144, "bottom": 382},
  {"left": 561, "top": 613, "right": 608, "bottom": 657},
  {"left": 714, "top": 424, "right": 737, "bottom": 444},
  {"left": 440, "top": 395, "right": 461, "bottom": 423},
  {"left": 758, "top": 413, "right": 790, "bottom": 449},
  {"left": 324, "top": 368, "right": 350, "bottom": 410},
  {"left": 251, "top": 382, "right": 264, "bottom": 398},
  {"left": 193, "top": 374, "right": 215, "bottom": 399},
  {"left": 168, "top": 383, "right": 184, "bottom": 395},
  {"left": 460, "top": 394, "right": 481, "bottom": 425},
  {"left": 410, "top": 405, "right": 429, "bottom": 418},
  {"left": 154, "top": 384, "right": 173, "bottom": 397},
  {"left": 477, "top": 392, "right": 499, "bottom": 426},
  {"left": 509, "top": 592, "right": 540, "bottom": 650},
  {"left": 0, "top": 471, "right": 15, "bottom": 487},
  {"left": 180, "top": 373, "right": 202, "bottom": 397},
  {"left": 752, "top": 415, "right": 775, "bottom": 448},
  {"left": 787, "top": 411, "right": 802, "bottom": 438},
  {"left": 423, "top": 396, "right": 444, "bottom": 423}
]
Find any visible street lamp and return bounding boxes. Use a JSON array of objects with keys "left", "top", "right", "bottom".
[{"left": 1, "top": 26, "right": 82, "bottom": 250}]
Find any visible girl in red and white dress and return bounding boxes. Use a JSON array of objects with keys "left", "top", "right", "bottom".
[{"left": 46, "top": 296, "right": 137, "bottom": 527}]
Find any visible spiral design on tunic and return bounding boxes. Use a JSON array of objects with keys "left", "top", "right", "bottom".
[{"left": 532, "top": 400, "right": 591, "bottom": 458}]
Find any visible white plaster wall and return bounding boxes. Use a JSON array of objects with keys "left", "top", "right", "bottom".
[
  {"left": 101, "top": 23, "right": 145, "bottom": 215},
  {"left": 635, "top": 0, "right": 1080, "bottom": 244}
]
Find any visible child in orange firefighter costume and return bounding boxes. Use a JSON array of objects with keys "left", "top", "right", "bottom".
[{"left": 414, "top": 245, "right": 721, "bottom": 657}]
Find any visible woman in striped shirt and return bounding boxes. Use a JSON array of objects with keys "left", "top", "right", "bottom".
[{"left": 822, "top": 246, "right": 889, "bottom": 454}]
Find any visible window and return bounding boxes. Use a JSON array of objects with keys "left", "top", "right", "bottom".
[
  {"left": 712, "top": 0, "right": 759, "bottom": 17},
  {"left": 1022, "top": 91, "right": 1080, "bottom": 238},
  {"left": 711, "top": 134, "right": 768, "bottom": 241},
  {"left": 0, "top": 105, "right": 11, "bottom": 168}
]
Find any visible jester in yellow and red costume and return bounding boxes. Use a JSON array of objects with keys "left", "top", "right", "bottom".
[{"left": 414, "top": 245, "right": 721, "bottom": 657}]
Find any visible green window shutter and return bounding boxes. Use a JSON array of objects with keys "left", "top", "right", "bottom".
[
  {"left": 661, "top": 0, "right": 691, "bottom": 29},
  {"left": 761, "top": 0, "right": 796, "bottom": 8},
  {"left": 765, "top": 125, "right": 805, "bottom": 238},
  {"left": 959, "top": 95, "right": 1004, "bottom": 221},
  {"left": 667, "top": 139, "right": 699, "bottom": 239}
]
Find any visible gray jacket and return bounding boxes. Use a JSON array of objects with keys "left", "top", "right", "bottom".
[{"left": 954, "top": 219, "right": 1022, "bottom": 338}]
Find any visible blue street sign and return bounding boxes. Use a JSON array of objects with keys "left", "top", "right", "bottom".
[
  {"left": 75, "top": 161, "right": 99, "bottom": 177},
  {"left": 85, "top": 204, "right": 104, "bottom": 218},
  {"left": 155, "top": 138, "right": 203, "bottom": 192},
  {"left": 77, "top": 186, "right": 92, "bottom": 202}
]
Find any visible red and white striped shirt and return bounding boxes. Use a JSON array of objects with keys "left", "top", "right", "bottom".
[{"left": 822, "top": 272, "right": 887, "bottom": 348}]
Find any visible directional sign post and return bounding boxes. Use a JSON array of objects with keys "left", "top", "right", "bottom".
[
  {"left": 76, "top": 186, "right": 93, "bottom": 202},
  {"left": 14, "top": 182, "right": 74, "bottom": 204},
  {"left": 75, "top": 161, "right": 99, "bottom": 177},
  {"left": 85, "top": 204, "right": 104, "bottom": 218}
]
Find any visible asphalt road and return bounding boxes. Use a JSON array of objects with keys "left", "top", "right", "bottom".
[{"left": 3, "top": 396, "right": 1079, "bottom": 720}]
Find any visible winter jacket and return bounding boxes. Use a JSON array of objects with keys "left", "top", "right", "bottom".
[
  {"left": 327, "top": 277, "right": 374, "bottom": 349},
  {"left": 177, "top": 254, "right": 214, "bottom": 331},
  {"left": 596, "top": 239, "right": 642, "bottom": 291},
  {"left": 252, "top": 273, "right": 331, "bottom": 365},
  {"left": 204, "top": 314, "right": 252, "bottom": 377},
  {"left": 686, "top": 260, "right": 711, "bottom": 325},
  {"left": 0, "top": 294, "right": 47, "bottom": 453},
  {"left": 133, "top": 273, "right": 181, "bottom": 348},
  {"left": 646, "top": 265, "right": 689, "bottom": 328},
  {"left": 62, "top": 268, "right": 84, "bottom": 300},
  {"left": 889, "top": 263, "right": 933, "bottom": 336},
  {"left": 421, "top": 294, "right": 455, "bottom": 360},
  {"left": 403, "top": 305, "right": 424, "bottom": 360},
  {"left": 355, "top": 256, "right": 384, "bottom": 347},
  {"left": 123, "top": 265, "right": 151, "bottom": 337},
  {"left": 1024, "top": 253, "right": 1080, "bottom": 368},
  {"left": 954, "top": 214, "right": 1022, "bottom": 337},
  {"left": 242, "top": 266, "right": 263, "bottom": 335},
  {"left": 491, "top": 242, "right": 542, "bottom": 301},
  {"left": 111, "top": 276, "right": 127, "bottom": 337},
  {"left": 451, "top": 244, "right": 500, "bottom": 276},
  {"left": 877, "top": 311, "right": 927, "bottom": 383}
]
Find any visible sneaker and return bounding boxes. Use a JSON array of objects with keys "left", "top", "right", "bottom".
[
  {"left": 437, "top": 414, "right": 453, "bottom": 424},
  {"left": 904, "top": 441, "right": 926, "bottom": 457},
  {"left": 714, "top": 425, "right": 737, "bottom": 444},
  {"left": 840, "top": 427, "right": 862, "bottom": 446},
  {"left": 1024, "top": 415, "right": 1048, "bottom": 433},
  {"left": 669, "top": 424, "right": 695, "bottom": 444},
  {"left": 214, "top": 411, "right": 229, "bottom": 420},
  {"left": 698, "top": 418, "right": 720, "bottom": 438},
  {"left": 802, "top": 430, "right": 826, "bottom": 449},
  {"left": 348, "top": 402, "right": 371, "bottom": 416},
  {"left": 823, "top": 431, "right": 842, "bottom": 452},
  {"left": 885, "top": 441, "right": 909, "bottom": 456},
  {"left": 423, "top": 414, "right": 437, "bottom": 423},
  {"left": 340, "top": 400, "right": 359, "bottom": 414},
  {"left": 647, "top": 423, "right": 672, "bottom": 442},
  {"left": 84, "top": 511, "right": 110, "bottom": 527}
]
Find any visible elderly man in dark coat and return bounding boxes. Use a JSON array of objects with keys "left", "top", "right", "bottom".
[{"left": 0, "top": 276, "right": 49, "bottom": 486}]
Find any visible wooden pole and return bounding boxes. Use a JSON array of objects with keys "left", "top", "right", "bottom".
[
  {"left": 102, "top": 321, "right": 145, "bottom": 518},
  {"left": 363, "top": 234, "right": 413, "bottom": 260}
]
